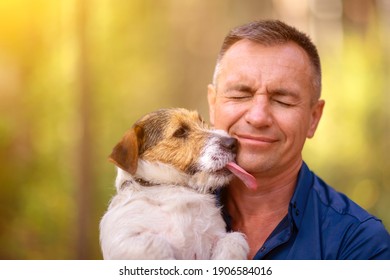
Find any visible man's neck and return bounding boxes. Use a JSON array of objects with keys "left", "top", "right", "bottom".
[
  {"left": 223, "top": 160, "right": 302, "bottom": 258},
  {"left": 226, "top": 160, "right": 301, "bottom": 211}
]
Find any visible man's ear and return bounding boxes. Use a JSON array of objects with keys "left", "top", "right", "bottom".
[
  {"left": 307, "top": 99, "right": 325, "bottom": 139},
  {"left": 108, "top": 125, "right": 144, "bottom": 174},
  {"left": 207, "top": 84, "right": 217, "bottom": 126}
]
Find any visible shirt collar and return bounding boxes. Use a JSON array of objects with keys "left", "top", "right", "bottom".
[{"left": 288, "top": 161, "right": 314, "bottom": 230}]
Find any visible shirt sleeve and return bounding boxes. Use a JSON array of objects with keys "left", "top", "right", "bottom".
[{"left": 339, "top": 217, "right": 390, "bottom": 260}]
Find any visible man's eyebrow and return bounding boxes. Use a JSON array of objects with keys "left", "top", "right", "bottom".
[
  {"left": 268, "top": 88, "right": 300, "bottom": 99},
  {"left": 226, "top": 84, "right": 255, "bottom": 93}
]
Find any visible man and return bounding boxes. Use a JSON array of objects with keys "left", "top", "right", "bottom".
[{"left": 207, "top": 19, "right": 390, "bottom": 259}]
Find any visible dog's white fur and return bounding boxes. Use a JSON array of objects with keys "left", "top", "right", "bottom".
[{"left": 99, "top": 109, "right": 249, "bottom": 259}]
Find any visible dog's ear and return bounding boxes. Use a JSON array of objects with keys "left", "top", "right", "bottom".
[{"left": 108, "top": 125, "right": 144, "bottom": 175}]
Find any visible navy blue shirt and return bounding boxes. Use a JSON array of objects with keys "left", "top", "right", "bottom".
[{"left": 220, "top": 162, "right": 390, "bottom": 259}]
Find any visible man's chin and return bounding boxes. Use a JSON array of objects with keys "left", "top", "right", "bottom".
[{"left": 237, "top": 158, "right": 271, "bottom": 175}]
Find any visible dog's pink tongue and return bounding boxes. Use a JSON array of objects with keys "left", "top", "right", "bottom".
[{"left": 226, "top": 162, "right": 257, "bottom": 190}]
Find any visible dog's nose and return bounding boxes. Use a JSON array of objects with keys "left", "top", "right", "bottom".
[{"left": 220, "top": 137, "right": 238, "bottom": 153}]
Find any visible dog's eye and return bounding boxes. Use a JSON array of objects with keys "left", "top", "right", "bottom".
[{"left": 173, "top": 125, "right": 189, "bottom": 138}]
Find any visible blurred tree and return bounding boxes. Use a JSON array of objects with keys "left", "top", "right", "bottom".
[{"left": 75, "top": 0, "right": 94, "bottom": 260}]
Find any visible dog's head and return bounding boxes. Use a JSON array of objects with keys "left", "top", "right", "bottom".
[{"left": 109, "top": 108, "right": 239, "bottom": 192}]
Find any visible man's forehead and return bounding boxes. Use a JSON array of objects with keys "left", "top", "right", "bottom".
[{"left": 218, "top": 41, "right": 315, "bottom": 91}]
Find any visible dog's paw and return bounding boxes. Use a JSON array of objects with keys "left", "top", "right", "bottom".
[{"left": 211, "top": 232, "right": 249, "bottom": 260}]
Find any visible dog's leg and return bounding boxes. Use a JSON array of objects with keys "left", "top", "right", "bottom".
[
  {"left": 211, "top": 232, "right": 249, "bottom": 260},
  {"left": 103, "top": 233, "right": 176, "bottom": 260}
]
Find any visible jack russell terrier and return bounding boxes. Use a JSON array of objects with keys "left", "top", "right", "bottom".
[{"left": 99, "top": 108, "right": 257, "bottom": 259}]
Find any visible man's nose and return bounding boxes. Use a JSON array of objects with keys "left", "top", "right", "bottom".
[{"left": 244, "top": 95, "right": 273, "bottom": 128}]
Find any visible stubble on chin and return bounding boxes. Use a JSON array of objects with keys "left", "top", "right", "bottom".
[{"left": 236, "top": 150, "right": 279, "bottom": 175}]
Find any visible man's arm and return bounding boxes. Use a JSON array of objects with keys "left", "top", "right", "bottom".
[{"left": 339, "top": 218, "right": 390, "bottom": 259}]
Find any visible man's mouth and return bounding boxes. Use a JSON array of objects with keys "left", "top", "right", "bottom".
[{"left": 236, "top": 134, "right": 278, "bottom": 144}]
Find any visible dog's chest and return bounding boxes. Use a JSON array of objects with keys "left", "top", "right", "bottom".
[{"left": 110, "top": 186, "right": 226, "bottom": 259}]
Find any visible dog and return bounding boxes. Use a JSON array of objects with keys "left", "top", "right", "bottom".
[{"left": 99, "top": 108, "right": 256, "bottom": 259}]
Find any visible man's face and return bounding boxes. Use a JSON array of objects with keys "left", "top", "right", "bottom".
[{"left": 208, "top": 39, "right": 324, "bottom": 177}]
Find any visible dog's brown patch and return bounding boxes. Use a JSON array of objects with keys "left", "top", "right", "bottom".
[
  {"left": 141, "top": 109, "right": 209, "bottom": 172},
  {"left": 109, "top": 108, "right": 210, "bottom": 174}
]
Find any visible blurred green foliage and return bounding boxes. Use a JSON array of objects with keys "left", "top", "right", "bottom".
[{"left": 0, "top": 0, "right": 389, "bottom": 259}]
